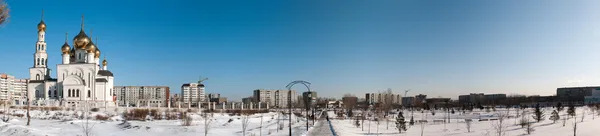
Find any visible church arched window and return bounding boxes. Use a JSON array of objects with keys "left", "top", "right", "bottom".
[
  {"left": 41, "top": 58, "right": 45, "bottom": 65},
  {"left": 36, "top": 74, "right": 40, "bottom": 80},
  {"left": 37, "top": 58, "right": 40, "bottom": 66},
  {"left": 76, "top": 89, "right": 80, "bottom": 97},
  {"left": 78, "top": 53, "right": 81, "bottom": 60},
  {"left": 88, "top": 90, "right": 91, "bottom": 98},
  {"left": 48, "top": 90, "right": 51, "bottom": 97},
  {"left": 69, "top": 89, "right": 72, "bottom": 97}
]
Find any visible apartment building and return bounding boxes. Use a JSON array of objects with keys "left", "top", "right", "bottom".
[
  {"left": 253, "top": 89, "right": 298, "bottom": 108},
  {"left": 0, "top": 74, "right": 28, "bottom": 105},
  {"left": 365, "top": 93, "right": 402, "bottom": 105},
  {"left": 181, "top": 83, "right": 206, "bottom": 107},
  {"left": 114, "top": 86, "right": 170, "bottom": 107}
]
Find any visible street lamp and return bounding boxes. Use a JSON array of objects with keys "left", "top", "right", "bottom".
[{"left": 286, "top": 80, "right": 311, "bottom": 136}]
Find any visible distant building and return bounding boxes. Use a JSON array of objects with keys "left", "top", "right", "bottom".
[
  {"left": 181, "top": 83, "right": 206, "bottom": 107},
  {"left": 414, "top": 94, "right": 427, "bottom": 107},
  {"left": 342, "top": 96, "right": 358, "bottom": 109},
  {"left": 557, "top": 87, "right": 598, "bottom": 104},
  {"left": 114, "top": 86, "right": 170, "bottom": 107},
  {"left": 0, "top": 74, "right": 28, "bottom": 105},
  {"left": 242, "top": 97, "right": 254, "bottom": 104},
  {"left": 402, "top": 97, "right": 414, "bottom": 107},
  {"left": 484, "top": 94, "right": 507, "bottom": 104},
  {"left": 253, "top": 89, "right": 298, "bottom": 108},
  {"left": 426, "top": 98, "right": 451, "bottom": 109},
  {"left": 208, "top": 93, "right": 221, "bottom": 103},
  {"left": 170, "top": 94, "right": 181, "bottom": 107},
  {"left": 303, "top": 91, "right": 318, "bottom": 108},
  {"left": 458, "top": 93, "right": 485, "bottom": 105},
  {"left": 364, "top": 93, "right": 402, "bottom": 105}
]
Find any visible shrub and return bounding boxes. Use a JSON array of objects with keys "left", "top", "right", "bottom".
[
  {"left": 165, "top": 112, "right": 178, "bottom": 120},
  {"left": 127, "top": 109, "right": 151, "bottom": 120},
  {"left": 13, "top": 114, "right": 24, "bottom": 117},
  {"left": 95, "top": 115, "right": 109, "bottom": 121},
  {"left": 181, "top": 112, "right": 192, "bottom": 126}
]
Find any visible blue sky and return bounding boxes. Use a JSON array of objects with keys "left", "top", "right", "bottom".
[{"left": 2, "top": 0, "right": 600, "bottom": 100}]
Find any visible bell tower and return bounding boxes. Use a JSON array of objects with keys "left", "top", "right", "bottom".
[{"left": 30, "top": 10, "right": 50, "bottom": 80}]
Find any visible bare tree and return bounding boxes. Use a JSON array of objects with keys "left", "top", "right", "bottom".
[
  {"left": 492, "top": 111, "right": 509, "bottom": 136},
  {"left": 0, "top": 101, "right": 9, "bottom": 122},
  {"left": 420, "top": 112, "right": 426, "bottom": 136},
  {"left": 241, "top": 113, "right": 250, "bottom": 136},
  {"left": 259, "top": 113, "right": 263, "bottom": 136},
  {"left": 0, "top": 1, "right": 9, "bottom": 26},
  {"left": 181, "top": 112, "right": 193, "bottom": 126},
  {"left": 580, "top": 109, "right": 585, "bottom": 122},
  {"left": 465, "top": 119, "right": 472, "bottom": 132},
  {"left": 381, "top": 89, "right": 394, "bottom": 130},
  {"left": 26, "top": 98, "right": 30, "bottom": 126},
  {"left": 203, "top": 112, "right": 214, "bottom": 136},
  {"left": 81, "top": 100, "right": 95, "bottom": 136},
  {"left": 525, "top": 120, "right": 534, "bottom": 134}
]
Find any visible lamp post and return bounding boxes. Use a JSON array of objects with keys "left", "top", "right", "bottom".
[{"left": 286, "top": 80, "right": 311, "bottom": 136}]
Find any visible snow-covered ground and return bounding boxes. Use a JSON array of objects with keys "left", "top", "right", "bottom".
[
  {"left": 328, "top": 107, "right": 599, "bottom": 136},
  {"left": 1, "top": 107, "right": 598, "bottom": 136},
  {"left": 0, "top": 108, "right": 318, "bottom": 136}
]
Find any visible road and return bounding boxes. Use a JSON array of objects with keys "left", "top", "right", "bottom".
[{"left": 307, "top": 111, "right": 336, "bottom": 136}]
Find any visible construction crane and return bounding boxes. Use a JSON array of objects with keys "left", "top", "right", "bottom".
[{"left": 197, "top": 76, "right": 208, "bottom": 84}]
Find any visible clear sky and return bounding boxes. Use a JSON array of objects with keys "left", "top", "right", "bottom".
[{"left": 2, "top": 0, "right": 600, "bottom": 100}]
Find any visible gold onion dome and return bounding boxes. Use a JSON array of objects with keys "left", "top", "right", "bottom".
[
  {"left": 95, "top": 48, "right": 101, "bottom": 58},
  {"left": 61, "top": 32, "right": 70, "bottom": 54},
  {"left": 102, "top": 59, "right": 107, "bottom": 66},
  {"left": 73, "top": 29, "right": 90, "bottom": 49},
  {"left": 86, "top": 42, "right": 96, "bottom": 53},
  {"left": 37, "top": 21, "right": 46, "bottom": 32},
  {"left": 61, "top": 42, "right": 70, "bottom": 54}
]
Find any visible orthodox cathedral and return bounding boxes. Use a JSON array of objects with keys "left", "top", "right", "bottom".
[{"left": 27, "top": 12, "right": 116, "bottom": 108}]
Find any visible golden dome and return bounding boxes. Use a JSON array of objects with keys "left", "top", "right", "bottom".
[
  {"left": 73, "top": 29, "right": 90, "bottom": 49},
  {"left": 37, "top": 21, "right": 46, "bottom": 32},
  {"left": 61, "top": 43, "right": 70, "bottom": 54},
  {"left": 95, "top": 48, "right": 101, "bottom": 58},
  {"left": 86, "top": 42, "right": 96, "bottom": 53},
  {"left": 102, "top": 59, "right": 107, "bottom": 66}
]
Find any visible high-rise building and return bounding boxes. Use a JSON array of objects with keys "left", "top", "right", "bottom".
[
  {"left": 0, "top": 74, "right": 28, "bottom": 105},
  {"left": 114, "top": 86, "right": 170, "bottom": 107},
  {"left": 253, "top": 89, "right": 297, "bottom": 108},
  {"left": 181, "top": 83, "right": 206, "bottom": 107}
]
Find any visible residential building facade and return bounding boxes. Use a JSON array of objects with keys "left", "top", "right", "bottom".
[
  {"left": 253, "top": 89, "right": 298, "bottom": 108},
  {"left": 181, "top": 83, "right": 206, "bottom": 107},
  {"left": 0, "top": 74, "right": 28, "bottom": 105},
  {"left": 365, "top": 93, "right": 402, "bottom": 105},
  {"left": 114, "top": 86, "right": 170, "bottom": 107}
]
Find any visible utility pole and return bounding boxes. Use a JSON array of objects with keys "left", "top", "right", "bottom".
[{"left": 288, "top": 91, "right": 292, "bottom": 136}]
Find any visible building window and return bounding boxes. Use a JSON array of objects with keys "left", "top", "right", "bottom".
[
  {"left": 36, "top": 74, "right": 40, "bottom": 80},
  {"left": 68, "top": 89, "right": 71, "bottom": 97},
  {"left": 37, "top": 58, "right": 40, "bottom": 66},
  {"left": 88, "top": 90, "right": 91, "bottom": 98},
  {"left": 41, "top": 58, "right": 45, "bottom": 65},
  {"left": 77, "top": 89, "right": 80, "bottom": 97}
]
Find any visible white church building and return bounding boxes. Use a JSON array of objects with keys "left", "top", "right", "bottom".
[{"left": 27, "top": 12, "right": 116, "bottom": 108}]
